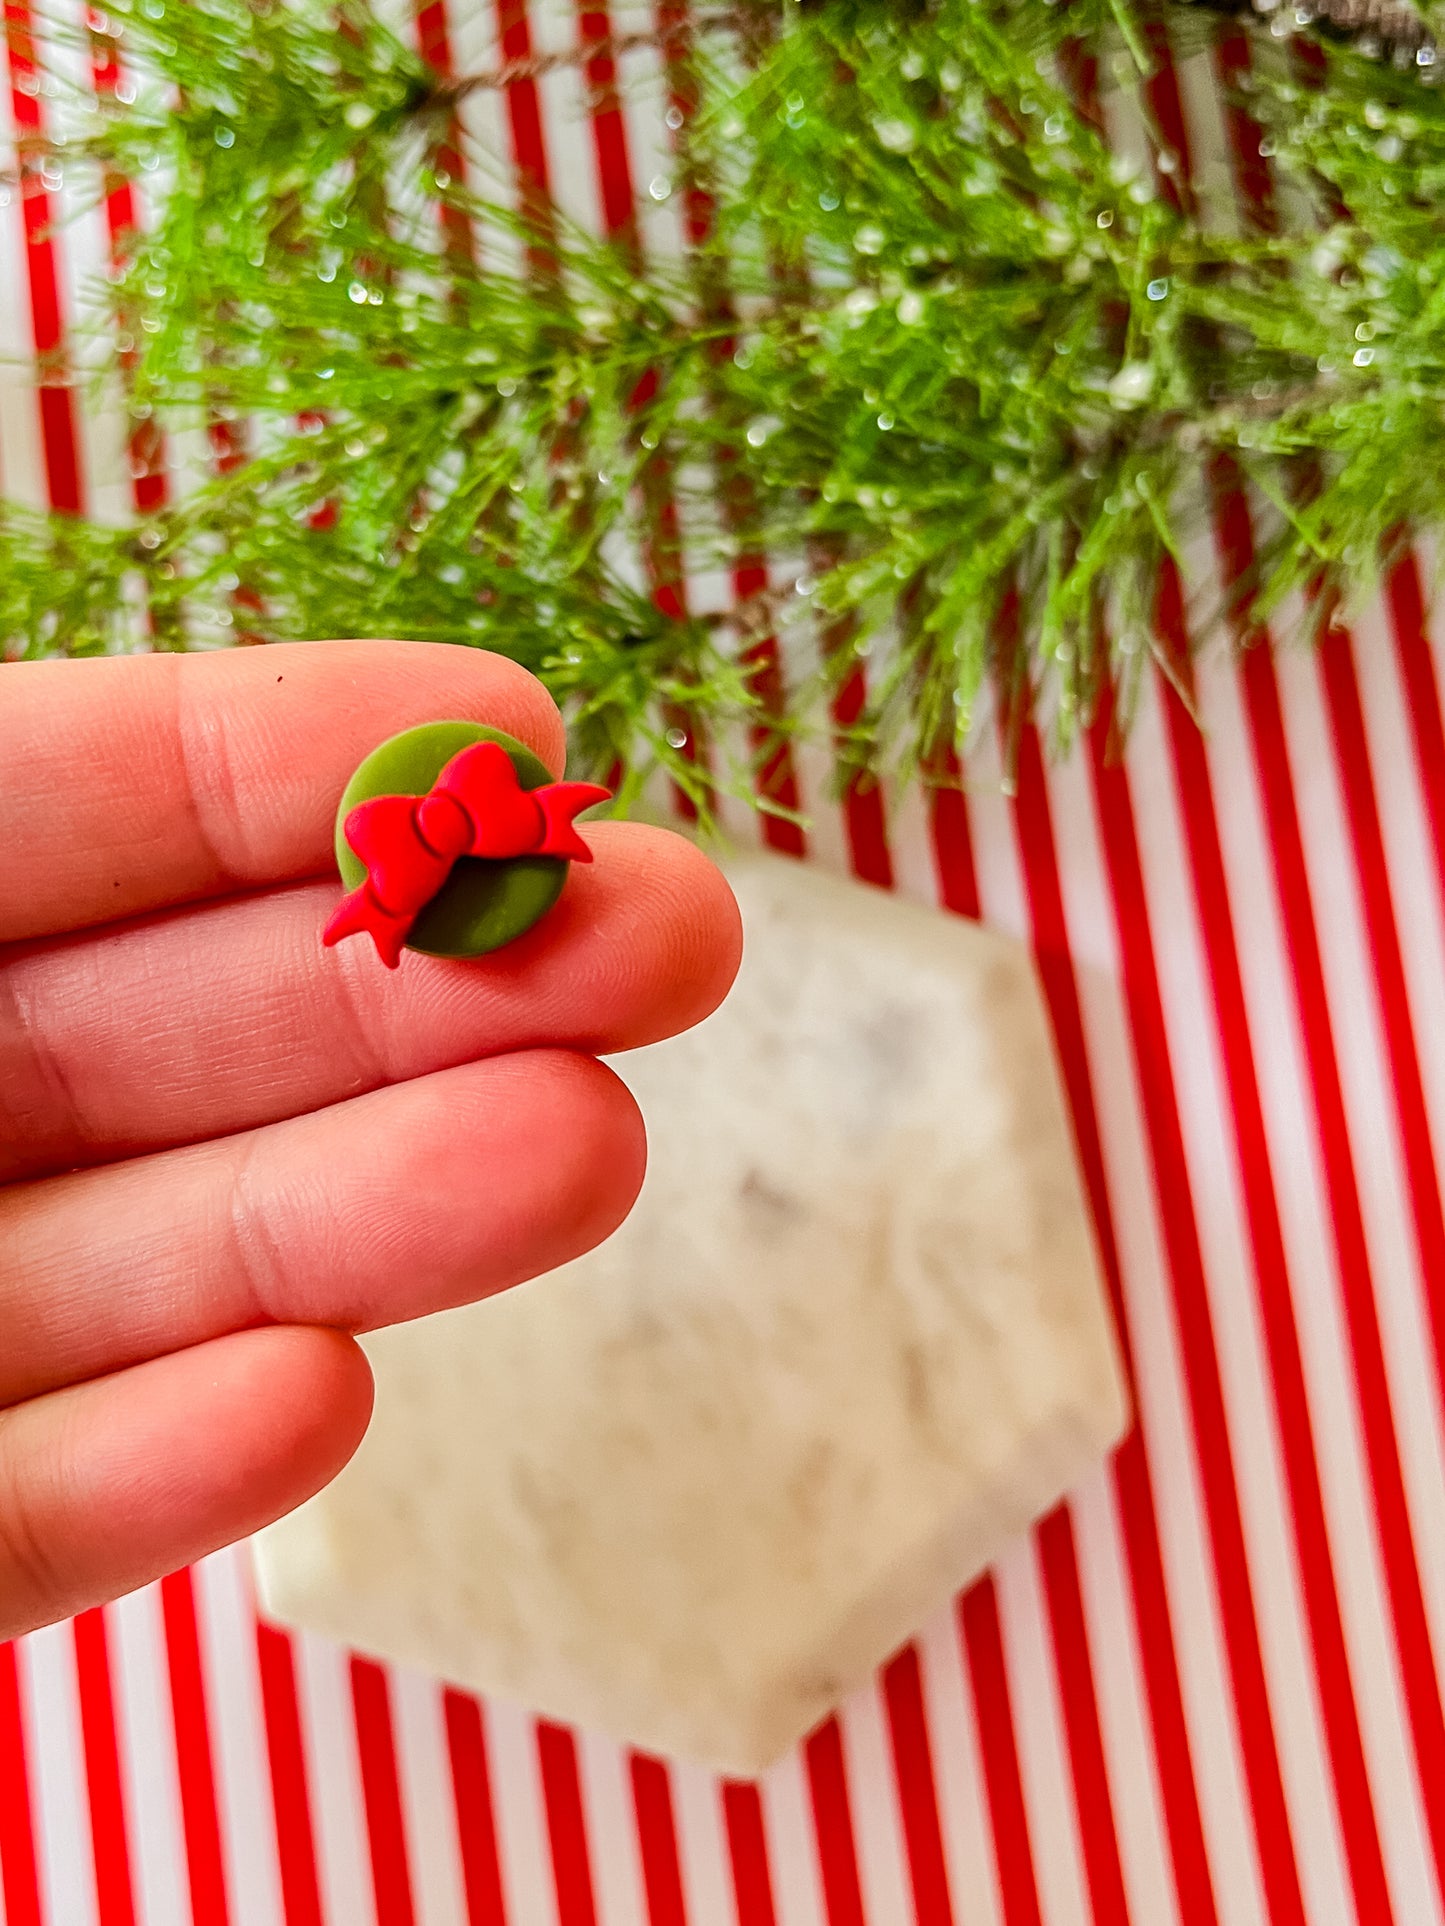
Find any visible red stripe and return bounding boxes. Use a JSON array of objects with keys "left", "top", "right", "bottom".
[
  {"left": 1204, "top": 57, "right": 1445, "bottom": 1860},
  {"left": 805, "top": 467, "right": 1128, "bottom": 1926},
  {"left": 1211, "top": 469, "right": 1445, "bottom": 1888},
  {"left": 1156, "top": 11, "right": 1425, "bottom": 1910},
  {"left": 1033, "top": 1509, "right": 1130, "bottom": 1926},
  {"left": 0, "top": 1643, "right": 43, "bottom": 1926},
  {"left": 575, "top": 6, "right": 634, "bottom": 240},
  {"left": 1153, "top": 560, "right": 1395, "bottom": 1920},
  {"left": 1084, "top": 693, "right": 1308, "bottom": 1926},
  {"left": 1140, "top": 17, "right": 1195, "bottom": 214},
  {"left": 1111, "top": 1437, "right": 1218, "bottom": 1925},
  {"left": 721, "top": 1783, "right": 777, "bottom": 1926},
  {"left": 1210, "top": 28, "right": 1442, "bottom": 1797},
  {"left": 745, "top": 624, "right": 808, "bottom": 859},
  {"left": 927, "top": 767, "right": 980, "bottom": 920},
  {"left": 5, "top": 0, "right": 84, "bottom": 515},
  {"left": 1213, "top": 29, "right": 1275, "bottom": 229},
  {"left": 443, "top": 1691, "right": 508, "bottom": 1926},
  {"left": 1005, "top": 54, "right": 1222, "bottom": 1912},
  {"left": 1319, "top": 619, "right": 1445, "bottom": 1424},
  {"left": 1225, "top": 11, "right": 1445, "bottom": 1879},
  {"left": 653, "top": 17, "right": 807, "bottom": 854},
  {"left": 497, "top": 27, "right": 694, "bottom": 1921},
  {"left": 630, "top": 1755, "right": 688, "bottom": 1926},
  {"left": 89, "top": 30, "right": 167, "bottom": 515},
  {"left": 572, "top": 0, "right": 707, "bottom": 813},
  {"left": 255, "top": 1624, "right": 324, "bottom": 1926},
  {"left": 412, "top": 0, "right": 472, "bottom": 261},
  {"left": 160, "top": 1569, "right": 232, "bottom": 1926},
  {"left": 1386, "top": 553, "right": 1445, "bottom": 912},
  {"left": 349, "top": 1656, "right": 417, "bottom": 1926},
  {"left": 72, "top": 1610, "right": 137, "bottom": 1926},
  {"left": 414, "top": 0, "right": 450, "bottom": 71},
  {"left": 1252, "top": 615, "right": 1445, "bottom": 1845},
  {"left": 880, "top": 1646, "right": 955, "bottom": 1926},
  {"left": 496, "top": 0, "right": 552, "bottom": 222},
  {"left": 933, "top": 741, "right": 1131, "bottom": 1926},
  {"left": 1132, "top": 31, "right": 1363, "bottom": 1923},
  {"left": 207, "top": 418, "right": 249, "bottom": 477},
  {"left": 655, "top": 0, "right": 709, "bottom": 248},
  {"left": 10, "top": 25, "right": 151, "bottom": 1924},
  {"left": 732, "top": 554, "right": 804, "bottom": 854},
  {"left": 535, "top": 1721, "right": 599, "bottom": 1926},
  {"left": 828, "top": 661, "right": 893, "bottom": 890},
  {"left": 803, "top": 1719, "right": 866, "bottom": 1926},
  {"left": 957, "top": 1580, "right": 1043, "bottom": 1926},
  {"left": 1007, "top": 647, "right": 1220, "bottom": 1926}
]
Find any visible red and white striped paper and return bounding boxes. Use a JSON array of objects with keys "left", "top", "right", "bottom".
[{"left": 6, "top": 3, "right": 1445, "bottom": 1920}]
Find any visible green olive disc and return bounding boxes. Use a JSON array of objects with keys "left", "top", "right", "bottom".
[{"left": 334, "top": 721, "right": 569, "bottom": 959}]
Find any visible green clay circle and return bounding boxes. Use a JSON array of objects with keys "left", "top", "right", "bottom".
[{"left": 335, "top": 721, "right": 569, "bottom": 959}]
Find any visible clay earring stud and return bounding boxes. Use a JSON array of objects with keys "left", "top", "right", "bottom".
[{"left": 322, "top": 721, "right": 611, "bottom": 968}]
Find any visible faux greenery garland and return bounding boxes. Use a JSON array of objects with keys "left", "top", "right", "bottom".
[{"left": 4, "top": 0, "right": 1445, "bottom": 803}]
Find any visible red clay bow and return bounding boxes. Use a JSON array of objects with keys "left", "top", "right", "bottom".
[{"left": 323, "top": 740, "right": 610, "bottom": 968}]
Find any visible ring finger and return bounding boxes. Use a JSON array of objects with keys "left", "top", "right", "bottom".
[{"left": 0, "top": 1049, "right": 645, "bottom": 1408}]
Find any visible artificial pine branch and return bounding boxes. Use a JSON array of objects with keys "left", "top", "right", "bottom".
[
  {"left": 1188, "top": 0, "right": 1438, "bottom": 69},
  {"left": 3, "top": 0, "right": 1445, "bottom": 799}
]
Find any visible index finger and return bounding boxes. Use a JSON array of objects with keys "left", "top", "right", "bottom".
[{"left": 1, "top": 640, "right": 567, "bottom": 943}]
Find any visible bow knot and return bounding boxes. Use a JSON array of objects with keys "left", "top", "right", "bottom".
[
  {"left": 323, "top": 740, "right": 609, "bottom": 967},
  {"left": 415, "top": 790, "right": 474, "bottom": 862}
]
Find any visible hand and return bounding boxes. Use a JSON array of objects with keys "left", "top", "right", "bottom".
[{"left": 0, "top": 641, "right": 741, "bottom": 1641}]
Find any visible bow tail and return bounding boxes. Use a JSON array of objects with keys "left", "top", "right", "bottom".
[
  {"left": 533, "top": 782, "right": 613, "bottom": 861},
  {"left": 323, "top": 886, "right": 411, "bottom": 969}
]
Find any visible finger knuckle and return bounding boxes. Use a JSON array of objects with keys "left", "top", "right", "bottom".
[
  {"left": 0, "top": 1404, "right": 71, "bottom": 1632},
  {"left": 0, "top": 963, "right": 90, "bottom": 1173}
]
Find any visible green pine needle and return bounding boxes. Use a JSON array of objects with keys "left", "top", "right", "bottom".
[{"left": 3, "top": 0, "right": 1443, "bottom": 801}]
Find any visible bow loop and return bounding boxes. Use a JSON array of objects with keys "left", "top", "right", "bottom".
[
  {"left": 436, "top": 739, "right": 547, "bottom": 857},
  {"left": 535, "top": 783, "right": 615, "bottom": 861},
  {"left": 323, "top": 740, "right": 610, "bottom": 967},
  {"left": 345, "top": 794, "right": 452, "bottom": 914}
]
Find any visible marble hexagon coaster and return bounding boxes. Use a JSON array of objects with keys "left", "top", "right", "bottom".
[{"left": 253, "top": 852, "right": 1130, "bottom": 1774}]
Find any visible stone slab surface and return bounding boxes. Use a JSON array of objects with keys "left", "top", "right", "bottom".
[{"left": 254, "top": 852, "right": 1129, "bottom": 1773}]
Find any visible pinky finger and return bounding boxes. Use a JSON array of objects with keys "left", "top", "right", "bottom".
[{"left": 0, "top": 1325, "right": 373, "bottom": 1642}]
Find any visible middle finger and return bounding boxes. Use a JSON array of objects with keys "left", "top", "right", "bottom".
[{"left": 0, "top": 821, "right": 738, "bottom": 1182}]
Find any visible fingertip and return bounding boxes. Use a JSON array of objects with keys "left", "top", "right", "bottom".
[
  {"left": 640, "top": 826, "right": 745, "bottom": 1029},
  {"left": 172, "top": 1326, "right": 376, "bottom": 1525},
  {"left": 269, "top": 1049, "right": 650, "bottom": 1332},
  {"left": 273, "top": 1325, "right": 377, "bottom": 1471},
  {"left": 0, "top": 1327, "right": 376, "bottom": 1639},
  {"left": 551, "top": 822, "right": 744, "bottom": 1046},
  {"left": 534, "top": 1050, "right": 649, "bottom": 1258},
  {"left": 423, "top": 1050, "right": 648, "bottom": 1291}
]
